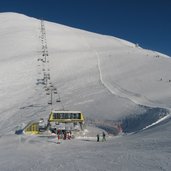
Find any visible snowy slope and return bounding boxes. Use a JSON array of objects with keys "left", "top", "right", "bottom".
[
  {"left": 0, "top": 12, "right": 171, "bottom": 171},
  {"left": 1, "top": 13, "right": 171, "bottom": 124}
]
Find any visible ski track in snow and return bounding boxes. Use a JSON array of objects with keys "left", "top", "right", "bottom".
[
  {"left": 94, "top": 49, "right": 171, "bottom": 111},
  {"left": 142, "top": 114, "right": 170, "bottom": 131},
  {"left": 95, "top": 49, "right": 156, "bottom": 107},
  {"left": 81, "top": 33, "right": 158, "bottom": 108}
]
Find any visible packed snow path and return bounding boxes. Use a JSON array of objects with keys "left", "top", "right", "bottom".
[
  {"left": 81, "top": 35, "right": 171, "bottom": 109},
  {"left": 95, "top": 49, "right": 156, "bottom": 106},
  {"left": 1, "top": 120, "right": 171, "bottom": 171}
]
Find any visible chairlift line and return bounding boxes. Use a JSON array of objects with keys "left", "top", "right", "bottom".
[
  {"left": 36, "top": 19, "right": 65, "bottom": 110},
  {"left": 20, "top": 20, "right": 85, "bottom": 137}
]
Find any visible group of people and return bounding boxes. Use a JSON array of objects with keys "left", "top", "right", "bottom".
[
  {"left": 57, "top": 130, "right": 72, "bottom": 140},
  {"left": 97, "top": 132, "right": 106, "bottom": 142}
]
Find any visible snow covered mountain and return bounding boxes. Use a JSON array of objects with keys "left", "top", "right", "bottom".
[
  {"left": 0, "top": 12, "right": 171, "bottom": 171},
  {"left": 1, "top": 12, "right": 171, "bottom": 129}
]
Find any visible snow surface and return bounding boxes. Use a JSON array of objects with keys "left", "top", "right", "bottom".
[{"left": 0, "top": 12, "right": 171, "bottom": 171}]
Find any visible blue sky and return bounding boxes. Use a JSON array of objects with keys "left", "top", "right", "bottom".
[{"left": 0, "top": 0, "right": 171, "bottom": 56}]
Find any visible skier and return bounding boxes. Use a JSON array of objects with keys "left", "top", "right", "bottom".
[
  {"left": 57, "top": 129, "right": 60, "bottom": 144},
  {"left": 63, "top": 131, "right": 67, "bottom": 140},
  {"left": 68, "top": 131, "right": 71, "bottom": 140},
  {"left": 102, "top": 132, "right": 106, "bottom": 142},
  {"left": 97, "top": 134, "right": 100, "bottom": 142}
]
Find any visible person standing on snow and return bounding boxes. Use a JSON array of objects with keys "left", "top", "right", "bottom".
[
  {"left": 97, "top": 134, "right": 100, "bottom": 142},
  {"left": 102, "top": 132, "right": 106, "bottom": 141},
  {"left": 68, "top": 131, "right": 71, "bottom": 140}
]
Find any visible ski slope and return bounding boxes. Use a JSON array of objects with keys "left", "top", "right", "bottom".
[{"left": 0, "top": 12, "right": 171, "bottom": 171}]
